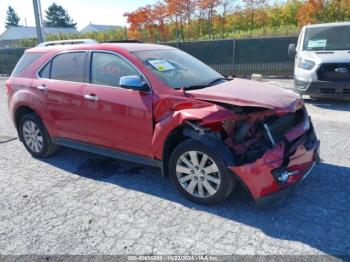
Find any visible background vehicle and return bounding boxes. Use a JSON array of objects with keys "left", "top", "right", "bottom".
[
  {"left": 7, "top": 40, "right": 319, "bottom": 207},
  {"left": 288, "top": 22, "right": 350, "bottom": 99}
]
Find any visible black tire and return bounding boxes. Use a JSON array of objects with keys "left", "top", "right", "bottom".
[
  {"left": 18, "top": 113, "right": 59, "bottom": 158},
  {"left": 169, "top": 139, "right": 235, "bottom": 205}
]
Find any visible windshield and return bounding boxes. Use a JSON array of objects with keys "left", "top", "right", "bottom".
[
  {"left": 303, "top": 25, "right": 350, "bottom": 51},
  {"left": 133, "top": 49, "right": 223, "bottom": 89}
]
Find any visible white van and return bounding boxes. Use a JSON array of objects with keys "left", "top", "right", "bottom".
[{"left": 288, "top": 22, "right": 350, "bottom": 98}]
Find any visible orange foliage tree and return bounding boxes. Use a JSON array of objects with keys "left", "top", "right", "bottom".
[
  {"left": 124, "top": 0, "right": 350, "bottom": 42},
  {"left": 297, "top": 0, "right": 324, "bottom": 26}
]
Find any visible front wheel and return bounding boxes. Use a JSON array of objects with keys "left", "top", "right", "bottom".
[{"left": 169, "top": 139, "right": 235, "bottom": 205}]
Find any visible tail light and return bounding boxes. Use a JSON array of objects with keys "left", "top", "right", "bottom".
[{"left": 5, "top": 80, "right": 11, "bottom": 95}]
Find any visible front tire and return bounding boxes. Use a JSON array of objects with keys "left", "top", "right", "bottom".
[
  {"left": 19, "top": 113, "right": 58, "bottom": 158},
  {"left": 169, "top": 139, "right": 235, "bottom": 205}
]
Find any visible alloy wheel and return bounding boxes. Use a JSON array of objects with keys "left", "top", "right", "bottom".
[
  {"left": 22, "top": 120, "right": 44, "bottom": 153},
  {"left": 176, "top": 150, "right": 221, "bottom": 198}
]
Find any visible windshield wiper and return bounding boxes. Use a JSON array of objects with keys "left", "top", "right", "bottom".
[
  {"left": 180, "top": 84, "right": 209, "bottom": 90},
  {"left": 207, "top": 77, "right": 227, "bottom": 85},
  {"left": 181, "top": 77, "right": 229, "bottom": 90}
]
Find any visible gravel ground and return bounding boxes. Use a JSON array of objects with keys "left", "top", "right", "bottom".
[{"left": 0, "top": 78, "right": 349, "bottom": 257}]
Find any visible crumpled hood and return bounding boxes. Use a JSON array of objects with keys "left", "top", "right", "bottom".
[{"left": 186, "top": 78, "right": 302, "bottom": 114}]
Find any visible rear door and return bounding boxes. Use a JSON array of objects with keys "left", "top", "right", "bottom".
[
  {"left": 82, "top": 51, "right": 154, "bottom": 157},
  {"left": 32, "top": 51, "right": 88, "bottom": 142}
]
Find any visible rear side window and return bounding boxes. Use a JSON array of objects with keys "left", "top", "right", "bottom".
[
  {"left": 50, "top": 52, "right": 86, "bottom": 82},
  {"left": 12, "top": 52, "right": 44, "bottom": 77}
]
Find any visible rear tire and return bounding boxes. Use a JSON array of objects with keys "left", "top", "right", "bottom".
[
  {"left": 18, "top": 113, "right": 58, "bottom": 158},
  {"left": 169, "top": 139, "right": 235, "bottom": 205}
]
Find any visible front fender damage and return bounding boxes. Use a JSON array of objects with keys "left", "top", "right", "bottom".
[
  {"left": 151, "top": 99, "right": 235, "bottom": 160},
  {"left": 183, "top": 121, "right": 236, "bottom": 166},
  {"left": 152, "top": 96, "right": 276, "bottom": 167}
]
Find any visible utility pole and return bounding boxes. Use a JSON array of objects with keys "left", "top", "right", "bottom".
[{"left": 33, "top": 0, "right": 45, "bottom": 43}]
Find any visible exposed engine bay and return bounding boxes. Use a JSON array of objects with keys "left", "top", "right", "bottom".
[{"left": 190, "top": 102, "right": 312, "bottom": 167}]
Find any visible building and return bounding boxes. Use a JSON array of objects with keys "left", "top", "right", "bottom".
[
  {"left": 0, "top": 26, "right": 78, "bottom": 48},
  {"left": 80, "top": 23, "right": 122, "bottom": 33}
]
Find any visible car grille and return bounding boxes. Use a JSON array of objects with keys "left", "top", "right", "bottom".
[
  {"left": 320, "top": 88, "right": 336, "bottom": 94},
  {"left": 317, "top": 63, "right": 350, "bottom": 82}
]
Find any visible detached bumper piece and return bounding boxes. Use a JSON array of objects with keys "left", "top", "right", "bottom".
[
  {"left": 255, "top": 159, "right": 317, "bottom": 209},
  {"left": 230, "top": 125, "right": 320, "bottom": 209}
]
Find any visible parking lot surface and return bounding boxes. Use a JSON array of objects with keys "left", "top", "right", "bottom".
[{"left": 0, "top": 78, "right": 349, "bottom": 256}]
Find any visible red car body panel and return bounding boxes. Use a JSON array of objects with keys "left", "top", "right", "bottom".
[
  {"left": 230, "top": 139, "right": 317, "bottom": 199},
  {"left": 7, "top": 43, "right": 320, "bottom": 206},
  {"left": 82, "top": 82, "right": 154, "bottom": 157},
  {"left": 33, "top": 78, "right": 87, "bottom": 142},
  {"left": 186, "top": 78, "right": 303, "bottom": 114},
  {"left": 151, "top": 100, "right": 234, "bottom": 159}
]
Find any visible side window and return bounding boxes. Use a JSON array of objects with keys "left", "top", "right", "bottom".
[
  {"left": 12, "top": 52, "right": 44, "bottom": 77},
  {"left": 39, "top": 62, "right": 50, "bottom": 78},
  {"left": 91, "top": 52, "right": 140, "bottom": 87},
  {"left": 51, "top": 52, "right": 86, "bottom": 82}
]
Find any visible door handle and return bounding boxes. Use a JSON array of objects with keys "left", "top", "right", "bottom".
[
  {"left": 84, "top": 94, "right": 99, "bottom": 101},
  {"left": 37, "top": 85, "right": 48, "bottom": 91}
]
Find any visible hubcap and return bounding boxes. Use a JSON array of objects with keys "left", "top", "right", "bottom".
[
  {"left": 176, "top": 151, "right": 221, "bottom": 198},
  {"left": 22, "top": 120, "right": 43, "bottom": 153}
]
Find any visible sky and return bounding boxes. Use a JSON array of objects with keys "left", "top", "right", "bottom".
[{"left": 0, "top": 0, "right": 157, "bottom": 33}]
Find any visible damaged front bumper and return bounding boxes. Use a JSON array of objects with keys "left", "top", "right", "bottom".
[{"left": 229, "top": 126, "right": 320, "bottom": 208}]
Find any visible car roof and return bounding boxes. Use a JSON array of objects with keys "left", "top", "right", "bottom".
[
  {"left": 303, "top": 21, "right": 350, "bottom": 29},
  {"left": 26, "top": 42, "right": 176, "bottom": 53}
]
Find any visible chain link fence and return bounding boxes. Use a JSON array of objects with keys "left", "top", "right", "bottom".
[
  {"left": 0, "top": 36, "right": 298, "bottom": 77},
  {"left": 166, "top": 36, "right": 297, "bottom": 77}
]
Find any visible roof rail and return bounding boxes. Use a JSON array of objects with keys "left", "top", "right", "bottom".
[
  {"left": 36, "top": 39, "right": 98, "bottom": 47},
  {"left": 103, "top": 40, "right": 143, "bottom": 43}
]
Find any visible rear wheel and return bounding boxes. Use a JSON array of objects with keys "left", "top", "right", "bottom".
[
  {"left": 169, "top": 139, "right": 235, "bottom": 205},
  {"left": 19, "top": 113, "right": 58, "bottom": 158}
]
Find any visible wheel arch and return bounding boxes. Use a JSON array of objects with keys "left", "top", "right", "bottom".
[
  {"left": 161, "top": 119, "right": 238, "bottom": 177},
  {"left": 162, "top": 124, "right": 190, "bottom": 177}
]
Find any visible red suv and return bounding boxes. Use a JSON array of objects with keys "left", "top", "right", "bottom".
[{"left": 6, "top": 41, "right": 320, "bottom": 207}]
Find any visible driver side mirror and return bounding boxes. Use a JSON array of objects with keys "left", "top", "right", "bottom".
[
  {"left": 288, "top": 43, "right": 296, "bottom": 57},
  {"left": 119, "top": 75, "right": 149, "bottom": 91}
]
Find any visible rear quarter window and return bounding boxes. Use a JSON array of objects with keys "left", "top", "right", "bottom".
[
  {"left": 38, "top": 62, "right": 51, "bottom": 78},
  {"left": 12, "top": 52, "right": 44, "bottom": 77}
]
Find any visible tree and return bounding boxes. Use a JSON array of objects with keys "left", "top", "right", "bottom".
[
  {"left": 5, "top": 6, "right": 20, "bottom": 28},
  {"left": 165, "top": 0, "right": 184, "bottom": 41},
  {"left": 124, "top": 6, "right": 152, "bottom": 41},
  {"left": 198, "top": 0, "right": 221, "bottom": 39},
  {"left": 44, "top": 3, "right": 77, "bottom": 28},
  {"left": 122, "top": 0, "right": 350, "bottom": 42},
  {"left": 323, "top": 0, "right": 350, "bottom": 22},
  {"left": 152, "top": 3, "right": 169, "bottom": 41},
  {"left": 281, "top": 0, "right": 301, "bottom": 27},
  {"left": 218, "top": 0, "right": 235, "bottom": 38},
  {"left": 243, "top": 0, "right": 267, "bottom": 36},
  {"left": 297, "top": 0, "right": 324, "bottom": 27}
]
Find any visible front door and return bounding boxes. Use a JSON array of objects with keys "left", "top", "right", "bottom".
[{"left": 82, "top": 51, "right": 154, "bottom": 157}]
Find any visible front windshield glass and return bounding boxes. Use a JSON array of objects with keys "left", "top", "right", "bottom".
[
  {"left": 303, "top": 25, "right": 350, "bottom": 51},
  {"left": 133, "top": 49, "right": 223, "bottom": 89}
]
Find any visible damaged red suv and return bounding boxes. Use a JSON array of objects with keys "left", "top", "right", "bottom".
[{"left": 7, "top": 41, "right": 320, "bottom": 207}]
